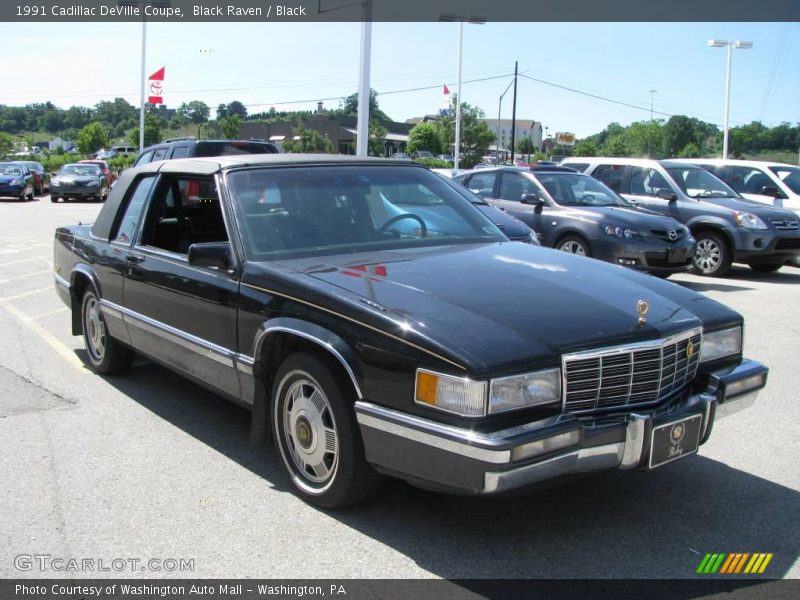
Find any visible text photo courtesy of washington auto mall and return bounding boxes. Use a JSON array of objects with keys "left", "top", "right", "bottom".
[{"left": 0, "top": 1, "right": 798, "bottom": 599}]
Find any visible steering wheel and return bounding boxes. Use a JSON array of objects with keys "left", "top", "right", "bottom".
[
  {"left": 581, "top": 193, "right": 598, "bottom": 204},
  {"left": 378, "top": 213, "right": 428, "bottom": 237}
]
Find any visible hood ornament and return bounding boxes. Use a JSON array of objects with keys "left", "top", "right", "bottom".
[{"left": 637, "top": 300, "right": 649, "bottom": 325}]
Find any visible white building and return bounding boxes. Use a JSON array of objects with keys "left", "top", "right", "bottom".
[{"left": 482, "top": 119, "right": 543, "bottom": 153}]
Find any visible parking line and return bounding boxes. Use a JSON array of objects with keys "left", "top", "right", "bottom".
[
  {"left": 2, "top": 286, "right": 53, "bottom": 301},
  {"left": 27, "top": 307, "right": 69, "bottom": 321},
  {"left": 0, "top": 255, "right": 51, "bottom": 268},
  {"left": 0, "top": 269, "right": 51, "bottom": 284},
  {"left": 0, "top": 297, "right": 87, "bottom": 373}
]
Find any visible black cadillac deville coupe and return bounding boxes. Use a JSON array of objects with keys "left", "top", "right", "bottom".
[{"left": 54, "top": 155, "right": 768, "bottom": 507}]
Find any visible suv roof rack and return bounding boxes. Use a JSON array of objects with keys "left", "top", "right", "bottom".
[{"left": 162, "top": 136, "right": 197, "bottom": 143}]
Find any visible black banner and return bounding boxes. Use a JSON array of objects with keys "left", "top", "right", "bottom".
[{"left": 2, "top": 0, "right": 800, "bottom": 22}]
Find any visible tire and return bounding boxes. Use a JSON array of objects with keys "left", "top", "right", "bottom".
[
  {"left": 81, "top": 289, "right": 134, "bottom": 375},
  {"left": 787, "top": 256, "right": 800, "bottom": 269},
  {"left": 18, "top": 189, "right": 25, "bottom": 201},
  {"left": 556, "top": 234, "right": 592, "bottom": 257},
  {"left": 26, "top": 188, "right": 34, "bottom": 200},
  {"left": 749, "top": 263, "right": 783, "bottom": 273},
  {"left": 692, "top": 231, "right": 732, "bottom": 277},
  {"left": 271, "top": 352, "right": 382, "bottom": 508},
  {"left": 51, "top": 196, "right": 58, "bottom": 203}
]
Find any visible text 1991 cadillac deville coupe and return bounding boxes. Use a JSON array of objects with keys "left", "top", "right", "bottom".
[{"left": 54, "top": 155, "right": 768, "bottom": 507}]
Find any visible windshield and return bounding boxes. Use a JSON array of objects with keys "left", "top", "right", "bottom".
[
  {"left": 536, "top": 172, "right": 630, "bottom": 207},
  {"left": 769, "top": 166, "right": 800, "bottom": 195},
  {"left": 0, "top": 165, "right": 23, "bottom": 176},
  {"left": 60, "top": 165, "right": 101, "bottom": 176},
  {"left": 227, "top": 165, "right": 506, "bottom": 259},
  {"left": 665, "top": 167, "right": 738, "bottom": 198}
]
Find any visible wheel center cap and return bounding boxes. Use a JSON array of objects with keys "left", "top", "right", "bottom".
[{"left": 296, "top": 417, "right": 313, "bottom": 450}]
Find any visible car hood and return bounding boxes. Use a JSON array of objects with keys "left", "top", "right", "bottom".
[
  {"left": 474, "top": 203, "right": 531, "bottom": 238},
  {"left": 561, "top": 205, "right": 684, "bottom": 229},
  {"left": 693, "top": 195, "right": 796, "bottom": 219},
  {"left": 260, "top": 242, "right": 738, "bottom": 374}
]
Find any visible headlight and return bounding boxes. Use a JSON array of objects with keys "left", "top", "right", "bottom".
[
  {"left": 415, "top": 369, "right": 487, "bottom": 416},
  {"left": 11, "top": 179, "right": 23, "bottom": 185},
  {"left": 87, "top": 180, "right": 99, "bottom": 187},
  {"left": 701, "top": 327, "right": 742, "bottom": 363},
  {"left": 489, "top": 367, "right": 561, "bottom": 414},
  {"left": 603, "top": 224, "right": 640, "bottom": 239},
  {"left": 734, "top": 212, "right": 767, "bottom": 230},
  {"left": 524, "top": 231, "right": 540, "bottom": 245}
]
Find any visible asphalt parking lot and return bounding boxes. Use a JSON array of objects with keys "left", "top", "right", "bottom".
[{"left": 0, "top": 194, "right": 798, "bottom": 580}]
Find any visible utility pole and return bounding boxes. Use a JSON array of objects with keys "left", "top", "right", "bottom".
[
  {"left": 355, "top": 0, "right": 372, "bottom": 157},
  {"left": 649, "top": 89, "right": 657, "bottom": 121},
  {"left": 454, "top": 22, "right": 464, "bottom": 169},
  {"left": 510, "top": 61, "right": 518, "bottom": 163}
]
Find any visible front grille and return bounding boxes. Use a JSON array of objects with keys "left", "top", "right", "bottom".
[
  {"left": 649, "top": 229, "right": 684, "bottom": 243},
  {"left": 563, "top": 329, "right": 702, "bottom": 413},
  {"left": 769, "top": 217, "right": 800, "bottom": 231},
  {"left": 775, "top": 238, "right": 800, "bottom": 250}
]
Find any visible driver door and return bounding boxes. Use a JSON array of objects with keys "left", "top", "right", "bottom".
[{"left": 493, "top": 172, "right": 546, "bottom": 234}]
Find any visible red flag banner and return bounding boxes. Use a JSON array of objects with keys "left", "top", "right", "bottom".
[
  {"left": 148, "top": 67, "right": 165, "bottom": 104},
  {"left": 443, "top": 83, "right": 450, "bottom": 95}
]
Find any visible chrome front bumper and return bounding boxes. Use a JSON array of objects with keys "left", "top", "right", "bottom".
[{"left": 355, "top": 359, "right": 767, "bottom": 495}]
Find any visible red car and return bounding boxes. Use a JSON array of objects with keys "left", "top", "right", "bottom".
[{"left": 78, "top": 160, "right": 115, "bottom": 185}]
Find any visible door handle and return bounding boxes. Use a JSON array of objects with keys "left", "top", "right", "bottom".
[{"left": 126, "top": 254, "right": 145, "bottom": 264}]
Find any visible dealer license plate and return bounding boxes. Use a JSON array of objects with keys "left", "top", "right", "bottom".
[{"left": 648, "top": 414, "right": 702, "bottom": 468}]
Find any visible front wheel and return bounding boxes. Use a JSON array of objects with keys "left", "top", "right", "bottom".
[
  {"left": 749, "top": 263, "right": 783, "bottom": 273},
  {"left": 692, "top": 231, "right": 732, "bottom": 277},
  {"left": 271, "top": 353, "right": 382, "bottom": 508},
  {"left": 81, "top": 289, "right": 134, "bottom": 374},
  {"left": 556, "top": 234, "right": 591, "bottom": 257}
]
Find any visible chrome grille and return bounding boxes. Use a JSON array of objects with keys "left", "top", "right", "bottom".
[
  {"left": 563, "top": 329, "right": 702, "bottom": 413},
  {"left": 769, "top": 217, "right": 799, "bottom": 231}
]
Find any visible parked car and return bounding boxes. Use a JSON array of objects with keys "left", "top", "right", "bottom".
[
  {"left": 562, "top": 157, "right": 800, "bottom": 275},
  {"left": 672, "top": 158, "right": 800, "bottom": 214},
  {"left": 0, "top": 162, "right": 34, "bottom": 201},
  {"left": 133, "top": 138, "right": 279, "bottom": 167},
  {"left": 15, "top": 161, "right": 49, "bottom": 195},
  {"left": 453, "top": 166, "right": 695, "bottom": 276},
  {"left": 111, "top": 144, "right": 137, "bottom": 156},
  {"left": 50, "top": 163, "right": 109, "bottom": 202},
  {"left": 78, "top": 159, "right": 115, "bottom": 185},
  {"left": 390, "top": 152, "right": 411, "bottom": 160},
  {"left": 432, "top": 168, "right": 539, "bottom": 244},
  {"left": 411, "top": 150, "right": 434, "bottom": 159},
  {"left": 54, "top": 154, "right": 767, "bottom": 508},
  {"left": 438, "top": 154, "right": 454, "bottom": 162}
]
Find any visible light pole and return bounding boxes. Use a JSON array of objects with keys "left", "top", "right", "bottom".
[
  {"left": 356, "top": 1, "right": 372, "bottom": 157},
  {"left": 708, "top": 39, "right": 752, "bottom": 159},
  {"left": 496, "top": 78, "right": 514, "bottom": 162}
]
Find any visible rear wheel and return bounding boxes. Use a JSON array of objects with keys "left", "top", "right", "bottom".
[
  {"left": 692, "top": 231, "right": 732, "bottom": 277},
  {"left": 556, "top": 234, "right": 592, "bottom": 257},
  {"left": 271, "top": 352, "right": 382, "bottom": 508},
  {"left": 749, "top": 263, "right": 783, "bottom": 273},
  {"left": 81, "top": 289, "right": 134, "bottom": 374},
  {"left": 26, "top": 187, "right": 34, "bottom": 200}
]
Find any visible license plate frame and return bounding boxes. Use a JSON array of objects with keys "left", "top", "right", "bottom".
[{"left": 649, "top": 414, "right": 703, "bottom": 469}]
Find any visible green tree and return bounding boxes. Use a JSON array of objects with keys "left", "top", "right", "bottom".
[
  {"left": 282, "top": 123, "right": 334, "bottom": 153},
  {"left": 602, "top": 135, "right": 630, "bottom": 157},
  {"left": 76, "top": 121, "right": 109, "bottom": 154},
  {"left": 177, "top": 101, "right": 210, "bottom": 135},
  {"left": 437, "top": 99, "right": 495, "bottom": 168},
  {"left": 676, "top": 142, "right": 701, "bottom": 158},
  {"left": 226, "top": 100, "right": 247, "bottom": 119},
  {"left": 625, "top": 120, "right": 665, "bottom": 157},
  {"left": 218, "top": 114, "right": 241, "bottom": 139},
  {"left": 42, "top": 110, "right": 65, "bottom": 133},
  {"left": 406, "top": 122, "right": 443, "bottom": 156},
  {"left": 128, "top": 113, "right": 162, "bottom": 148},
  {"left": 216, "top": 103, "right": 228, "bottom": 119},
  {"left": 368, "top": 119, "right": 387, "bottom": 157},
  {"left": 516, "top": 136, "right": 536, "bottom": 159},
  {"left": 0, "top": 132, "right": 13, "bottom": 158},
  {"left": 340, "top": 89, "right": 390, "bottom": 123},
  {"left": 572, "top": 140, "right": 599, "bottom": 157}
]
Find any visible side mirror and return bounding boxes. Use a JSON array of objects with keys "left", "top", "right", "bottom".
[
  {"left": 759, "top": 186, "right": 782, "bottom": 199},
  {"left": 520, "top": 193, "right": 544, "bottom": 206},
  {"left": 656, "top": 189, "right": 677, "bottom": 202},
  {"left": 188, "top": 242, "right": 234, "bottom": 272}
]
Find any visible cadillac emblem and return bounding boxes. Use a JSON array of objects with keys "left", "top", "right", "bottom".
[
  {"left": 636, "top": 299, "right": 649, "bottom": 324},
  {"left": 686, "top": 340, "right": 696, "bottom": 359}
]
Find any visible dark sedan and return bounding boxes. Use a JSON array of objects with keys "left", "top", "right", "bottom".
[
  {"left": 0, "top": 162, "right": 34, "bottom": 201},
  {"left": 454, "top": 167, "right": 696, "bottom": 276},
  {"left": 50, "top": 163, "right": 109, "bottom": 203},
  {"left": 18, "top": 161, "right": 49, "bottom": 195}
]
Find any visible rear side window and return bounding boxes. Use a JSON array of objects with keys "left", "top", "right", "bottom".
[
  {"left": 134, "top": 150, "right": 154, "bottom": 166},
  {"left": 152, "top": 148, "right": 168, "bottom": 161},
  {"left": 112, "top": 176, "right": 156, "bottom": 245},
  {"left": 565, "top": 162, "right": 589, "bottom": 173},
  {"left": 170, "top": 146, "right": 189, "bottom": 159},
  {"left": 465, "top": 172, "right": 497, "bottom": 198},
  {"left": 193, "top": 142, "right": 278, "bottom": 157},
  {"left": 592, "top": 164, "right": 625, "bottom": 193}
]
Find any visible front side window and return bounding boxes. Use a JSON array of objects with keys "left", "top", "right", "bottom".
[
  {"left": 730, "top": 166, "right": 773, "bottom": 195},
  {"left": 629, "top": 167, "right": 672, "bottom": 197},
  {"left": 112, "top": 176, "right": 156, "bottom": 244},
  {"left": 537, "top": 173, "right": 627, "bottom": 207},
  {"left": 498, "top": 172, "right": 538, "bottom": 202},
  {"left": 665, "top": 167, "right": 738, "bottom": 198},
  {"left": 227, "top": 166, "right": 505, "bottom": 259},
  {"left": 465, "top": 172, "right": 497, "bottom": 198},
  {"left": 134, "top": 150, "right": 154, "bottom": 166},
  {"left": 769, "top": 166, "right": 800, "bottom": 195}
]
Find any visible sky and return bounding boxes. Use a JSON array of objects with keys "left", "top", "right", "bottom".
[{"left": 2, "top": 21, "right": 798, "bottom": 138}]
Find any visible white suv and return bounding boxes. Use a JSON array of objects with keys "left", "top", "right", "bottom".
[{"left": 673, "top": 159, "right": 800, "bottom": 215}]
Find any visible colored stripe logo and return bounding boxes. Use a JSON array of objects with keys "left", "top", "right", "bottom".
[{"left": 697, "top": 553, "right": 773, "bottom": 574}]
